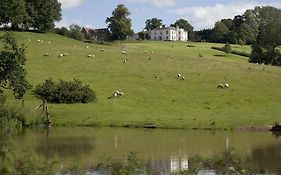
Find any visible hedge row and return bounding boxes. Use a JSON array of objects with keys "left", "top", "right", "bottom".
[{"left": 211, "top": 46, "right": 250, "bottom": 57}]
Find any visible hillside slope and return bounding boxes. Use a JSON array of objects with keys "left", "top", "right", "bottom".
[{"left": 4, "top": 32, "right": 281, "bottom": 129}]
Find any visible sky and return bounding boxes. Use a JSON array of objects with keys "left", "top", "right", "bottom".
[{"left": 56, "top": 0, "right": 281, "bottom": 31}]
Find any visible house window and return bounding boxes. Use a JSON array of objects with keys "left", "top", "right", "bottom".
[
  {"left": 166, "top": 31, "right": 168, "bottom": 34},
  {"left": 166, "top": 36, "right": 168, "bottom": 40}
]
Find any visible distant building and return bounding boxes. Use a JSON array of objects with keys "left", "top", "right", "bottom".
[
  {"left": 149, "top": 26, "right": 188, "bottom": 41},
  {"left": 81, "top": 27, "right": 110, "bottom": 41}
]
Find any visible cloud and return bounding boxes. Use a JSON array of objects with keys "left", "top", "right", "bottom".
[
  {"left": 127, "top": 0, "right": 176, "bottom": 8},
  {"left": 169, "top": 2, "right": 281, "bottom": 30},
  {"left": 58, "top": 0, "right": 84, "bottom": 9}
]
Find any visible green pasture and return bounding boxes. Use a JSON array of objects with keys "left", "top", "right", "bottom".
[{"left": 3, "top": 32, "right": 281, "bottom": 129}]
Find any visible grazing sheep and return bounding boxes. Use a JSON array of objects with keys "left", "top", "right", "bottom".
[
  {"left": 122, "top": 50, "right": 127, "bottom": 54},
  {"left": 144, "top": 50, "right": 148, "bottom": 53},
  {"left": 40, "top": 40, "right": 44, "bottom": 43},
  {"left": 170, "top": 55, "right": 174, "bottom": 58},
  {"left": 43, "top": 53, "right": 50, "bottom": 56},
  {"left": 63, "top": 53, "right": 68, "bottom": 56},
  {"left": 58, "top": 53, "right": 64, "bottom": 58},
  {"left": 37, "top": 39, "right": 41, "bottom": 42},
  {"left": 217, "top": 84, "right": 224, "bottom": 88},
  {"left": 123, "top": 59, "right": 127, "bottom": 63},
  {"left": 177, "top": 74, "right": 182, "bottom": 78},
  {"left": 180, "top": 76, "right": 185, "bottom": 80},
  {"left": 108, "top": 91, "right": 124, "bottom": 99},
  {"left": 48, "top": 41, "right": 51, "bottom": 44},
  {"left": 217, "top": 83, "right": 229, "bottom": 89},
  {"left": 88, "top": 54, "right": 95, "bottom": 58},
  {"left": 101, "top": 49, "right": 105, "bottom": 52},
  {"left": 86, "top": 46, "right": 89, "bottom": 49},
  {"left": 155, "top": 75, "right": 159, "bottom": 78}
]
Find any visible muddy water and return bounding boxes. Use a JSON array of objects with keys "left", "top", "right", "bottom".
[{"left": 14, "top": 127, "right": 281, "bottom": 174}]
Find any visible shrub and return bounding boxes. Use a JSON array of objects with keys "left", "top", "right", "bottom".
[{"left": 34, "top": 79, "right": 96, "bottom": 104}]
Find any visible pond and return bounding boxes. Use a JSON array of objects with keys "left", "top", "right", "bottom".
[{"left": 13, "top": 127, "right": 281, "bottom": 174}]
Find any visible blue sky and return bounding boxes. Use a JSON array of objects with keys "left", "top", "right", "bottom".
[{"left": 57, "top": 0, "right": 281, "bottom": 31}]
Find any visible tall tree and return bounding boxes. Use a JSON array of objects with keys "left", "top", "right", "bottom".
[
  {"left": 25, "top": 0, "right": 62, "bottom": 32},
  {"left": 171, "top": 18, "right": 193, "bottom": 32},
  {"left": 0, "top": 0, "right": 27, "bottom": 30},
  {"left": 0, "top": 33, "right": 31, "bottom": 99},
  {"left": 249, "top": 6, "right": 281, "bottom": 65},
  {"left": 106, "top": 4, "right": 132, "bottom": 40},
  {"left": 145, "top": 18, "right": 163, "bottom": 30},
  {"left": 211, "top": 21, "right": 229, "bottom": 43}
]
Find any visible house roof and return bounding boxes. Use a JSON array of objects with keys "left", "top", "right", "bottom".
[{"left": 150, "top": 26, "right": 186, "bottom": 31}]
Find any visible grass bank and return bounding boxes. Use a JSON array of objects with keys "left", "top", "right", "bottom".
[{"left": 3, "top": 32, "right": 281, "bottom": 130}]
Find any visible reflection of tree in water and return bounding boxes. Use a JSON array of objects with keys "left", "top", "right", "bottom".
[
  {"left": 248, "top": 143, "right": 281, "bottom": 173},
  {"left": 36, "top": 134, "right": 95, "bottom": 159}
]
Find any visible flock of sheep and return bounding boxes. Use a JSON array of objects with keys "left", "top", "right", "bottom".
[{"left": 32, "top": 37, "right": 231, "bottom": 100}]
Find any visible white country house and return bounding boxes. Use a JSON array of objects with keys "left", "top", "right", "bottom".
[{"left": 150, "top": 26, "right": 188, "bottom": 41}]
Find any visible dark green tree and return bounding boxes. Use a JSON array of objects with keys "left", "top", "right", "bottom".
[
  {"left": 249, "top": 6, "right": 281, "bottom": 65},
  {"left": 211, "top": 21, "right": 229, "bottom": 43},
  {"left": 0, "top": 33, "right": 31, "bottom": 99},
  {"left": 106, "top": 4, "right": 133, "bottom": 40},
  {"left": 171, "top": 18, "right": 193, "bottom": 32},
  {"left": 24, "top": 0, "right": 62, "bottom": 32},
  {"left": 0, "top": 0, "right": 27, "bottom": 30},
  {"left": 145, "top": 18, "right": 163, "bottom": 30}
]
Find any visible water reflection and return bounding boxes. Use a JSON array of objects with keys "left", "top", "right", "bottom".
[{"left": 13, "top": 127, "right": 281, "bottom": 174}]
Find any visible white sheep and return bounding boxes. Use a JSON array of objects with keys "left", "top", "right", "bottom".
[
  {"left": 63, "top": 53, "right": 68, "bottom": 56},
  {"left": 112, "top": 91, "right": 124, "bottom": 98},
  {"left": 155, "top": 75, "right": 159, "bottom": 78},
  {"left": 37, "top": 39, "right": 41, "bottom": 42},
  {"left": 217, "top": 84, "right": 224, "bottom": 88},
  {"left": 180, "top": 76, "right": 185, "bottom": 80},
  {"left": 144, "top": 50, "right": 148, "bottom": 53},
  {"left": 224, "top": 83, "right": 229, "bottom": 88},
  {"left": 123, "top": 59, "right": 127, "bottom": 63},
  {"left": 48, "top": 41, "right": 51, "bottom": 44},
  {"left": 86, "top": 46, "right": 89, "bottom": 49},
  {"left": 122, "top": 50, "right": 127, "bottom": 54},
  {"left": 177, "top": 74, "right": 182, "bottom": 78},
  {"left": 41, "top": 40, "right": 44, "bottom": 43},
  {"left": 88, "top": 54, "right": 95, "bottom": 58},
  {"left": 43, "top": 53, "right": 50, "bottom": 56},
  {"left": 58, "top": 53, "right": 64, "bottom": 58}
]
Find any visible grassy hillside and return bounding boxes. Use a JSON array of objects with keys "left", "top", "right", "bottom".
[{"left": 3, "top": 32, "right": 281, "bottom": 129}]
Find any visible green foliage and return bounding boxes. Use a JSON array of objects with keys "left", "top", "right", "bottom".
[
  {"left": 249, "top": 6, "right": 281, "bottom": 66},
  {"left": 106, "top": 4, "right": 133, "bottom": 40},
  {"left": 119, "top": 152, "right": 145, "bottom": 175},
  {"left": 212, "top": 46, "right": 250, "bottom": 57},
  {"left": 54, "top": 24, "right": 85, "bottom": 41},
  {"left": 145, "top": 18, "right": 163, "bottom": 30},
  {"left": 0, "top": 0, "right": 27, "bottom": 30},
  {"left": 0, "top": 0, "right": 61, "bottom": 32},
  {"left": 171, "top": 18, "right": 194, "bottom": 32},
  {"left": 34, "top": 78, "right": 96, "bottom": 104},
  {"left": 0, "top": 32, "right": 31, "bottom": 99},
  {"left": 224, "top": 43, "right": 232, "bottom": 54}
]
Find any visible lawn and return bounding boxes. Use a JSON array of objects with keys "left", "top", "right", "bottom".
[{"left": 3, "top": 32, "right": 281, "bottom": 129}]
